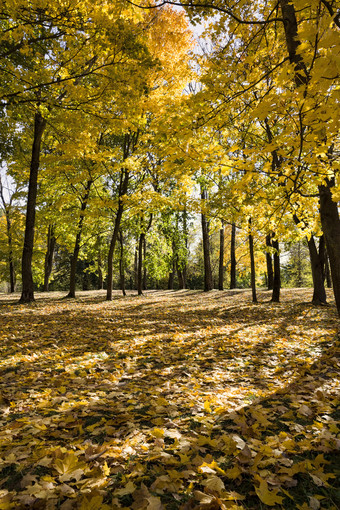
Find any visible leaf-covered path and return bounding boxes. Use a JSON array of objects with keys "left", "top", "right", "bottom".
[{"left": 0, "top": 289, "right": 339, "bottom": 509}]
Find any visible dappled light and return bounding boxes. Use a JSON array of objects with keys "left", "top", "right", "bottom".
[{"left": 0, "top": 289, "right": 338, "bottom": 509}]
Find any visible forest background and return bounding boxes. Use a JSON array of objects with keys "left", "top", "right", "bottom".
[{"left": 0, "top": 0, "right": 339, "bottom": 308}]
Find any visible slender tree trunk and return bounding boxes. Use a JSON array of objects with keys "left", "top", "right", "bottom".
[
  {"left": 134, "top": 244, "right": 138, "bottom": 290},
  {"left": 142, "top": 234, "right": 147, "bottom": 290},
  {"left": 20, "top": 111, "right": 47, "bottom": 303},
  {"left": 168, "top": 259, "right": 175, "bottom": 290},
  {"left": 297, "top": 241, "right": 302, "bottom": 287},
  {"left": 218, "top": 220, "right": 225, "bottom": 290},
  {"left": 137, "top": 232, "right": 144, "bottom": 296},
  {"left": 201, "top": 187, "right": 213, "bottom": 291},
  {"left": 271, "top": 237, "right": 281, "bottom": 302},
  {"left": 97, "top": 236, "right": 103, "bottom": 290},
  {"left": 230, "top": 223, "right": 236, "bottom": 289},
  {"left": 119, "top": 231, "right": 126, "bottom": 296},
  {"left": 248, "top": 218, "right": 257, "bottom": 303},
  {"left": 106, "top": 169, "right": 129, "bottom": 301},
  {"left": 43, "top": 224, "right": 56, "bottom": 291},
  {"left": 182, "top": 209, "right": 188, "bottom": 288},
  {"left": 325, "top": 247, "right": 332, "bottom": 288},
  {"left": 319, "top": 180, "right": 340, "bottom": 313},
  {"left": 265, "top": 234, "right": 274, "bottom": 290},
  {"left": 67, "top": 179, "right": 93, "bottom": 298}
]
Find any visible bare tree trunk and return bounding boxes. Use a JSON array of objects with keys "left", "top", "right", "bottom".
[
  {"left": 143, "top": 234, "right": 147, "bottom": 290},
  {"left": 271, "top": 237, "right": 281, "bottom": 302},
  {"left": 67, "top": 179, "right": 93, "bottom": 298},
  {"left": 248, "top": 218, "right": 257, "bottom": 303},
  {"left": 20, "top": 111, "right": 47, "bottom": 303},
  {"left": 119, "top": 231, "right": 126, "bottom": 296},
  {"left": 218, "top": 220, "right": 225, "bottom": 290},
  {"left": 43, "top": 224, "right": 55, "bottom": 291},
  {"left": 137, "top": 232, "right": 144, "bottom": 296},
  {"left": 106, "top": 169, "right": 129, "bottom": 301},
  {"left": 201, "top": 187, "right": 213, "bottom": 291},
  {"left": 230, "top": 223, "right": 236, "bottom": 289},
  {"left": 134, "top": 244, "right": 138, "bottom": 290},
  {"left": 324, "top": 246, "right": 332, "bottom": 288},
  {"left": 182, "top": 209, "right": 188, "bottom": 289},
  {"left": 97, "top": 236, "right": 103, "bottom": 290},
  {"left": 265, "top": 234, "right": 274, "bottom": 290}
]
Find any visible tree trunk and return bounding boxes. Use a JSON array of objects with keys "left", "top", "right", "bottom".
[
  {"left": 319, "top": 180, "right": 340, "bottom": 313},
  {"left": 182, "top": 209, "right": 188, "bottom": 289},
  {"left": 67, "top": 179, "right": 93, "bottom": 298},
  {"left": 142, "top": 234, "right": 147, "bottom": 290},
  {"left": 97, "top": 236, "right": 103, "bottom": 290},
  {"left": 43, "top": 224, "right": 56, "bottom": 291},
  {"left": 325, "top": 247, "right": 332, "bottom": 288},
  {"left": 293, "top": 215, "right": 327, "bottom": 305},
  {"left": 137, "top": 232, "right": 144, "bottom": 296},
  {"left": 306, "top": 235, "right": 327, "bottom": 305},
  {"left": 271, "top": 237, "right": 281, "bottom": 302},
  {"left": 134, "top": 244, "right": 138, "bottom": 290},
  {"left": 230, "top": 222, "right": 236, "bottom": 289},
  {"left": 201, "top": 187, "right": 213, "bottom": 291},
  {"left": 168, "top": 259, "right": 175, "bottom": 290},
  {"left": 218, "top": 220, "right": 225, "bottom": 290},
  {"left": 248, "top": 218, "right": 257, "bottom": 303},
  {"left": 20, "top": 111, "right": 47, "bottom": 303},
  {"left": 119, "top": 231, "right": 126, "bottom": 296},
  {"left": 106, "top": 169, "right": 129, "bottom": 301},
  {"left": 176, "top": 259, "right": 185, "bottom": 290},
  {"left": 265, "top": 234, "right": 274, "bottom": 290}
]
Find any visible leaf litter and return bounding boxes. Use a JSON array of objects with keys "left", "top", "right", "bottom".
[{"left": 0, "top": 289, "right": 339, "bottom": 509}]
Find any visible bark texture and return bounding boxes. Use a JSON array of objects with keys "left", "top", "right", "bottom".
[
  {"left": 201, "top": 188, "right": 213, "bottom": 291},
  {"left": 43, "top": 224, "right": 56, "bottom": 292},
  {"left": 248, "top": 219, "right": 257, "bottom": 303},
  {"left": 218, "top": 221, "right": 225, "bottom": 290},
  {"left": 319, "top": 181, "right": 340, "bottom": 313},
  {"left": 265, "top": 234, "right": 274, "bottom": 290},
  {"left": 20, "top": 111, "right": 47, "bottom": 303},
  {"left": 230, "top": 223, "right": 236, "bottom": 289},
  {"left": 271, "top": 238, "right": 281, "bottom": 303}
]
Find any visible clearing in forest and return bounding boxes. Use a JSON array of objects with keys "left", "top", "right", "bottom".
[{"left": 0, "top": 289, "right": 339, "bottom": 509}]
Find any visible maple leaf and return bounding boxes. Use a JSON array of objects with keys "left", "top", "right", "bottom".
[{"left": 255, "top": 477, "right": 283, "bottom": 506}]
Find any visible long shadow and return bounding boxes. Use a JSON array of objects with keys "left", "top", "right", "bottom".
[{"left": 0, "top": 289, "right": 338, "bottom": 507}]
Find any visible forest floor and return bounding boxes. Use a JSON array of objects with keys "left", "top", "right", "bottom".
[{"left": 0, "top": 288, "right": 339, "bottom": 510}]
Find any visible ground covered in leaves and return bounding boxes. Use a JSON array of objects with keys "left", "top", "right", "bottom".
[{"left": 0, "top": 288, "right": 339, "bottom": 510}]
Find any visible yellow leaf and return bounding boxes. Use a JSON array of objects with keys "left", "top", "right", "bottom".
[
  {"left": 102, "top": 461, "right": 110, "bottom": 476},
  {"left": 79, "top": 494, "right": 110, "bottom": 510},
  {"left": 204, "top": 401, "right": 212, "bottom": 413},
  {"left": 151, "top": 428, "right": 164, "bottom": 438},
  {"left": 255, "top": 478, "right": 283, "bottom": 506},
  {"left": 114, "top": 480, "right": 136, "bottom": 497},
  {"left": 202, "top": 475, "right": 225, "bottom": 494},
  {"left": 225, "top": 465, "right": 242, "bottom": 480}
]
